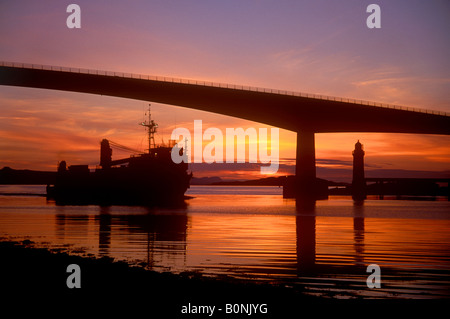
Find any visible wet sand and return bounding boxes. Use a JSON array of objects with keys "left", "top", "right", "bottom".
[{"left": 0, "top": 240, "right": 445, "bottom": 316}]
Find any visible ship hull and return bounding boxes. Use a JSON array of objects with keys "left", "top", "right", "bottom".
[{"left": 47, "top": 151, "right": 192, "bottom": 206}]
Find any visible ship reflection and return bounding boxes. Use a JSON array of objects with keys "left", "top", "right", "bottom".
[
  {"left": 122, "top": 210, "right": 188, "bottom": 270},
  {"left": 55, "top": 206, "right": 189, "bottom": 270},
  {"left": 98, "top": 206, "right": 112, "bottom": 256}
]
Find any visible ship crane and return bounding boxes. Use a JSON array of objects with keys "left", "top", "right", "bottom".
[
  {"left": 108, "top": 140, "right": 141, "bottom": 155},
  {"left": 100, "top": 105, "right": 159, "bottom": 169},
  {"left": 140, "top": 104, "right": 158, "bottom": 152}
]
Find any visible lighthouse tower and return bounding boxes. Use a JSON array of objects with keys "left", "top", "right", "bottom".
[{"left": 352, "top": 140, "right": 366, "bottom": 201}]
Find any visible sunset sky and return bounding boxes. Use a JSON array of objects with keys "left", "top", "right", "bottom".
[{"left": 0, "top": 0, "right": 449, "bottom": 181}]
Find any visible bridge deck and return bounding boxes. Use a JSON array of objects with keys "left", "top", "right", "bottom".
[{"left": 1, "top": 62, "right": 449, "bottom": 134}]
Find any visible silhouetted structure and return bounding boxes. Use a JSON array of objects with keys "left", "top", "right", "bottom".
[
  {"left": 365, "top": 177, "right": 449, "bottom": 199},
  {"left": 2, "top": 63, "right": 449, "bottom": 203},
  {"left": 46, "top": 110, "right": 192, "bottom": 205},
  {"left": 352, "top": 140, "right": 366, "bottom": 201},
  {"left": 100, "top": 139, "right": 112, "bottom": 169},
  {"left": 283, "top": 175, "right": 328, "bottom": 201}
]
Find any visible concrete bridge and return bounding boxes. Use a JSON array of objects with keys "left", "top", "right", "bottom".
[{"left": 1, "top": 62, "right": 449, "bottom": 200}]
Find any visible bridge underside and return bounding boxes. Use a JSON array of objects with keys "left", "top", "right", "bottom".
[{"left": 1, "top": 66, "right": 450, "bottom": 202}]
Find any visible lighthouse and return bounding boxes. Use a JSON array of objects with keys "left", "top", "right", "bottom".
[{"left": 352, "top": 140, "right": 366, "bottom": 201}]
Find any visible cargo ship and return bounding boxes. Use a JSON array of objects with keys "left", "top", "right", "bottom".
[{"left": 46, "top": 106, "right": 192, "bottom": 205}]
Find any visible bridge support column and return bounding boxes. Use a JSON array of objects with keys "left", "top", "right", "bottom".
[
  {"left": 295, "top": 131, "right": 319, "bottom": 202},
  {"left": 282, "top": 132, "right": 328, "bottom": 202},
  {"left": 296, "top": 131, "right": 316, "bottom": 192}
]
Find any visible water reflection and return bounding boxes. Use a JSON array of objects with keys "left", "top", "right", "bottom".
[
  {"left": 123, "top": 211, "right": 188, "bottom": 270},
  {"left": 1, "top": 186, "right": 449, "bottom": 299},
  {"left": 295, "top": 199, "right": 368, "bottom": 272},
  {"left": 98, "top": 207, "right": 112, "bottom": 256},
  {"left": 54, "top": 206, "right": 189, "bottom": 270},
  {"left": 296, "top": 201, "right": 316, "bottom": 273},
  {"left": 353, "top": 201, "right": 365, "bottom": 265}
]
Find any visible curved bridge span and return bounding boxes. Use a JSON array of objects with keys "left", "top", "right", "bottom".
[{"left": 1, "top": 62, "right": 449, "bottom": 200}]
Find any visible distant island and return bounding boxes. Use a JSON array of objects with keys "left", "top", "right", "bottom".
[
  {"left": 1, "top": 167, "right": 447, "bottom": 198},
  {"left": 190, "top": 176, "right": 224, "bottom": 185},
  {"left": 0, "top": 167, "right": 56, "bottom": 185},
  {"left": 0, "top": 167, "right": 298, "bottom": 186},
  {"left": 193, "top": 175, "right": 345, "bottom": 188},
  {"left": 191, "top": 176, "right": 285, "bottom": 186},
  {"left": 0, "top": 167, "right": 329, "bottom": 187}
]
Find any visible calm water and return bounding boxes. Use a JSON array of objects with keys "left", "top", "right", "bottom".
[{"left": 0, "top": 185, "right": 449, "bottom": 299}]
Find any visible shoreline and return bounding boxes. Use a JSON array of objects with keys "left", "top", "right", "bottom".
[
  {"left": 1, "top": 240, "right": 446, "bottom": 315},
  {"left": 0, "top": 240, "right": 317, "bottom": 315}
]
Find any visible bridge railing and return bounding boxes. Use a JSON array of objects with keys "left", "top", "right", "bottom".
[{"left": 1, "top": 61, "right": 448, "bottom": 117}]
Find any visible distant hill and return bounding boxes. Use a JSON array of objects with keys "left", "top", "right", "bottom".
[
  {"left": 0, "top": 167, "right": 56, "bottom": 185},
  {"left": 212, "top": 176, "right": 344, "bottom": 187},
  {"left": 212, "top": 176, "right": 284, "bottom": 186},
  {"left": 190, "top": 176, "right": 224, "bottom": 185}
]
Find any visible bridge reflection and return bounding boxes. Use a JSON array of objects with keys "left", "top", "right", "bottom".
[
  {"left": 295, "top": 200, "right": 366, "bottom": 273},
  {"left": 53, "top": 201, "right": 370, "bottom": 276}
]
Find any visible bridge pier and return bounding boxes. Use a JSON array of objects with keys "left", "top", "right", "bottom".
[
  {"left": 283, "top": 132, "right": 328, "bottom": 202},
  {"left": 296, "top": 131, "right": 317, "bottom": 199}
]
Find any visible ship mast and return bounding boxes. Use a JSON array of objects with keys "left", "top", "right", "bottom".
[{"left": 140, "top": 104, "right": 158, "bottom": 153}]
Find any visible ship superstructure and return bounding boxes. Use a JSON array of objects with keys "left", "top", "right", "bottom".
[{"left": 47, "top": 105, "right": 192, "bottom": 205}]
